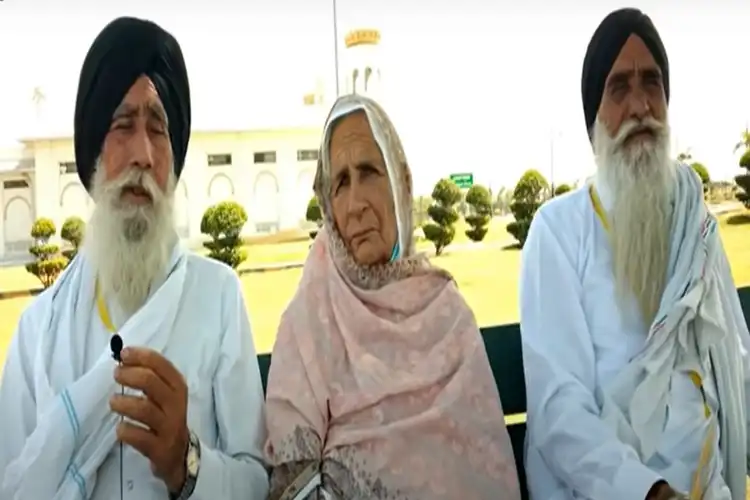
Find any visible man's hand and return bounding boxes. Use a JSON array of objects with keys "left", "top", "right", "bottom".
[
  {"left": 646, "top": 480, "right": 682, "bottom": 500},
  {"left": 110, "top": 346, "right": 189, "bottom": 494}
]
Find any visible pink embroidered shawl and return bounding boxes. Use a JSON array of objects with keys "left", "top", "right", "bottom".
[
  {"left": 264, "top": 228, "right": 521, "bottom": 499},
  {"left": 265, "top": 94, "right": 520, "bottom": 499}
]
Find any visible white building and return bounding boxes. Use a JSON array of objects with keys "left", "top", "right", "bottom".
[{"left": 0, "top": 28, "right": 382, "bottom": 262}]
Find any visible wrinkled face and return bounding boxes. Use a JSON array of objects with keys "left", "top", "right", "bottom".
[
  {"left": 100, "top": 75, "right": 173, "bottom": 207},
  {"left": 592, "top": 36, "right": 674, "bottom": 327},
  {"left": 85, "top": 75, "right": 178, "bottom": 316},
  {"left": 329, "top": 111, "right": 397, "bottom": 266},
  {"left": 597, "top": 34, "right": 667, "bottom": 163}
]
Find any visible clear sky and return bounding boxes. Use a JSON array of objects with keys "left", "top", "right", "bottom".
[{"left": 0, "top": 0, "right": 748, "bottom": 195}]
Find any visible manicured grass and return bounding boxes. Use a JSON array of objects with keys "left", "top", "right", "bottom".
[
  {"left": 1, "top": 212, "right": 748, "bottom": 495},
  {"left": 238, "top": 215, "right": 750, "bottom": 354},
  {"left": 0, "top": 217, "right": 515, "bottom": 294},
  {"left": 0, "top": 214, "right": 748, "bottom": 367},
  {"left": 0, "top": 243, "right": 520, "bottom": 363}
]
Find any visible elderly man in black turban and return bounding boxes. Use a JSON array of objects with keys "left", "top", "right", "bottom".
[
  {"left": 520, "top": 8, "right": 750, "bottom": 500},
  {"left": 0, "top": 17, "right": 269, "bottom": 500}
]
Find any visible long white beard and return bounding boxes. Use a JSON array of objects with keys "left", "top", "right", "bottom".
[
  {"left": 84, "top": 162, "right": 178, "bottom": 318},
  {"left": 592, "top": 117, "right": 676, "bottom": 326}
]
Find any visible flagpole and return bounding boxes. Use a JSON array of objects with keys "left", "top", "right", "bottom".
[{"left": 332, "top": 0, "right": 340, "bottom": 97}]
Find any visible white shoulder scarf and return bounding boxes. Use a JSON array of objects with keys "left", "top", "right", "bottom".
[
  {"left": 597, "top": 165, "right": 746, "bottom": 499},
  {"left": 2, "top": 245, "right": 188, "bottom": 500}
]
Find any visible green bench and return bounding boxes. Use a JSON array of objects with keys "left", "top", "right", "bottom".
[{"left": 257, "top": 285, "right": 750, "bottom": 500}]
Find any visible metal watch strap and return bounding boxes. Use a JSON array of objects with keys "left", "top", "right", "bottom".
[{"left": 170, "top": 431, "right": 201, "bottom": 500}]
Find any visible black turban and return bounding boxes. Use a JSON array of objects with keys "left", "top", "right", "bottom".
[
  {"left": 581, "top": 8, "right": 669, "bottom": 138},
  {"left": 74, "top": 17, "right": 191, "bottom": 191}
]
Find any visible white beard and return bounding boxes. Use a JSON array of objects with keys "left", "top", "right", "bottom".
[
  {"left": 83, "top": 162, "right": 178, "bottom": 318},
  {"left": 592, "top": 117, "right": 676, "bottom": 326}
]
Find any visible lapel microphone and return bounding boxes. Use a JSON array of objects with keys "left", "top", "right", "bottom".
[
  {"left": 110, "top": 334, "right": 123, "bottom": 362},
  {"left": 110, "top": 334, "right": 124, "bottom": 500}
]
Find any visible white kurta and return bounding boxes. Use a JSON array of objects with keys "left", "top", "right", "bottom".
[
  {"left": 519, "top": 180, "right": 747, "bottom": 500},
  {"left": 0, "top": 249, "right": 269, "bottom": 499}
]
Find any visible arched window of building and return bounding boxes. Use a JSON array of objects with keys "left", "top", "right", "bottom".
[
  {"left": 364, "top": 67, "right": 373, "bottom": 92},
  {"left": 352, "top": 69, "right": 360, "bottom": 94}
]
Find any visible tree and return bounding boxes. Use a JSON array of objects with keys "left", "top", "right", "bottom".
[
  {"left": 735, "top": 128, "right": 750, "bottom": 209},
  {"left": 492, "top": 187, "right": 508, "bottom": 215},
  {"left": 553, "top": 183, "right": 572, "bottom": 196},
  {"left": 61, "top": 216, "right": 85, "bottom": 261},
  {"left": 412, "top": 195, "right": 431, "bottom": 226},
  {"left": 494, "top": 187, "right": 513, "bottom": 215},
  {"left": 25, "top": 217, "right": 68, "bottom": 288},
  {"left": 422, "top": 178, "right": 462, "bottom": 255},
  {"left": 736, "top": 159, "right": 750, "bottom": 209},
  {"left": 690, "top": 162, "right": 710, "bottom": 185},
  {"left": 200, "top": 201, "right": 248, "bottom": 269},
  {"left": 305, "top": 196, "right": 323, "bottom": 240},
  {"left": 464, "top": 184, "right": 492, "bottom": 242},
  {"left": 733, "top": 128, "right": 750, "bottom": 154},
  {"left": 676, "top": 150, "right": 693, "bottom": 163},
  {"left": 506, "top": 169, "right": 549, "bottom": 248},
  {"left": 689, "top": 162, "right": 710, "bottom": 197}
]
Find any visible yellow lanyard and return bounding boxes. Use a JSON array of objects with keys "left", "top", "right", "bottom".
[
  {"left": 589, "top": 184, "right": 712, "bottom": 499},
  {"left": 687, "top": 373, "right": 715, "bottom": 500},
  {"left": 588, "top": 184, "right": 610, "bottom": 232},
  {"left": 95, "top": 281, "right": 116, "bottom": 333}
]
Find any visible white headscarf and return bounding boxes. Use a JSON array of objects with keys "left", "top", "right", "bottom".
[{"left": 313, "top": 94, "right": 449, "bottom": 289}]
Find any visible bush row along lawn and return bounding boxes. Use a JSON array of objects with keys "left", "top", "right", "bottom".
[
  {"left": 0, "top": 215, "right": 748, "bottom": 369},
  {"left": 0, "top": 216, "right": 515, "bottom": 294}
]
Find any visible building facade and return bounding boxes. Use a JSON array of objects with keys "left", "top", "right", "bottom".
[
  {"left": 0, "top": 27, "right": 383, "bottom": 262},
  {"left": 0, "top": 127, "right": 327, "bottom": 261}
]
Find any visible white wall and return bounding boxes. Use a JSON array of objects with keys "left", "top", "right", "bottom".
[
  {"left": 17, "top": 128, "right": 323, "bottom": 247},
  {"left": 0, "top": 177, "right": 34, "bottom": 258}
]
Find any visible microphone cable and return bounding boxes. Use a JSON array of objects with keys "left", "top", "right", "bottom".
[{"left": 111, "top": 333, "right": 124, "bottom": 500}]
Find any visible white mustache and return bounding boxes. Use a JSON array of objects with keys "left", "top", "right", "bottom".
[
  {"left": 106, "top": 169, "right": 162, "bottom": 202},
  {"left": 613, "top": 117, "right": 665, "bottom": 147}
]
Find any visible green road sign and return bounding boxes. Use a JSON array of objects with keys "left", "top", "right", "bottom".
[{"left": 450, "top": 173, "right": 473, "bottom": 189}]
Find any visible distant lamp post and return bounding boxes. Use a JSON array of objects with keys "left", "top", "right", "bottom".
[
  {"left": 549, "top": 129, "right": 562, "bottom": 196},
  {"left": 332, "top": 0, "right": 340, "bottom": 97}
]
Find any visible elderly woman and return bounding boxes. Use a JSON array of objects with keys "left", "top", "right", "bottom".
[{"left": 264, "top": 95, "right": 520, "bottom": 500}]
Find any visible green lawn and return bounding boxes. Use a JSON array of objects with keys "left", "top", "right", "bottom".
[
  {"left": 0, "top": 244, "right": 521, "bottom": 363},
  {"left": 1, "top": 214, "right": 748, "bottom": 495},
  {"left": 1, "top": 215, "right": 749, "bottom": 368},
  {"left": 0, "top": 217, "right": 515, "bottom": 295}
]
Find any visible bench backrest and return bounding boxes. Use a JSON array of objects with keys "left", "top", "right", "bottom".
[{"left": 256, "top": 285, "right": 750, "bottom": 499}]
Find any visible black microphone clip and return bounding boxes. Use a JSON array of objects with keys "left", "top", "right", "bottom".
[
  {"left": 110, "top": 334, "right": 123, "bottom": 363},
  {"left": 110, "top": 333, "right": 126, "bottom": 500}
]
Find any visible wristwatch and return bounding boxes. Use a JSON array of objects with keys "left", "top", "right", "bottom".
[{"left": 170, "top": 430, "right": 201, "bottom": 500}]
